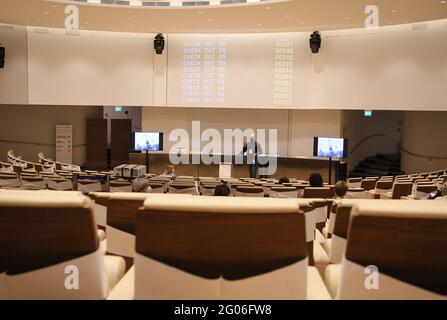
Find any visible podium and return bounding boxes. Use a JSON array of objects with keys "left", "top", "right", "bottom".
[{"left": 219, "top": 162, "right": 232, "bottom": 179}]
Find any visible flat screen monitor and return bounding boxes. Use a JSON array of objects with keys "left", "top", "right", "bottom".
[
  {"left": 313, "top": 137, "right": 348, "bottom": 158},
  {"left": 134, "top": 132, "right": 163, "bottom": 152}
]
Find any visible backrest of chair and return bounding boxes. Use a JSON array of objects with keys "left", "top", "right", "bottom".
[
  {"left": 235, "top": 186, "right": 264, "bottom": 197},
  {"left": 415, "top": 184, "right": 438, "bottom": 199},
  {"left": 303, "top": 187, "right": 333, "bottom": 199},
  {"left": 360, "top": 179, "right": 377, "bottom": 191},
  {"left": 348, "top": 188, "right": 365, "bottom": 199},
  {"left": 269, "top": 187, "right": 298, "bottom": 198},
  {"left": 20, "top": 176, "right": 46, "bottom": 190},
  {"left": 375, "top": 180, "right": 393, "bottom": 191},
  {"left": 0, "top": 194, "right": 98, "bottom": 275},
  {"left": 168, "top": 182, "right": 198, "bottom": 195},
  {"left": 348, "top": 178, "right": 362, "bottom": 188},
  {"left": 345, "top": 202, "right": 447, "bottom": 295},
  {"left": 110, "top": 180, "right": 132, "bottom": 193},
  {"left": 391, "top": 182, "right": 413, "bottom": 199},
  {"left": 137, "top": 197, "right": 307, "bottom": 280}
]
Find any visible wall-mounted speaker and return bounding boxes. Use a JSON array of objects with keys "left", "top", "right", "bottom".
[{"left": 0, "top": 47, "right": 5, "bottom": 69}]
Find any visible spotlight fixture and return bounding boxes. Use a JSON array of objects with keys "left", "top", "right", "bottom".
[
  {"left": 154, "top": 33, "right": 165, "bottom": 55},
  {"left": 309, "top": 31, "right": 321, "bottom": 54}
]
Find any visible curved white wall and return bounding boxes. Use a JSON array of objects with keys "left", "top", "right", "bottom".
[
  {"left": 401, "top": 111, "right": 447, "bottom": 174},
  {"left": 0, "top": 21, "right": 446, "bottom": 110}
]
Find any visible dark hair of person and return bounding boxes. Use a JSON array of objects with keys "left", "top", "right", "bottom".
[
  {"left": 334, "top": 180, "right": 348, "bottom": 198},
  {"left": 214, "top": 184, "right": 231, "bottom": 197},
  {"left": 308, "top": 172, "right": 324, "bottom": 187},
  {"left": 278, "top": 176, "right": 290, "bottom": 184}
]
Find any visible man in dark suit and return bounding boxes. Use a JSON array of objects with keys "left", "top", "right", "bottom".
[{"left": 241, "top": 135, "right": 263, "bottom": 178}]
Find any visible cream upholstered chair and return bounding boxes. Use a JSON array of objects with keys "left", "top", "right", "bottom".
[
  {"left": 46, "top": 177, "right": 73, "bottom": 191},
  {"left": 147, "top": 182, "right": 164, "bottom": 193},
  {"left": 347, "top": 188, "right": 365, "bottom": 199},
  {"left": 20, "top": 176, "right": 46, "bottom": 190},
  {"left": 347, "top": 178, "right": 362, "bottom": 189},
  {"left": 269, "top": 186, "right": 299, "bottom": 198},
  {"left": 77, "top": 179, "right": 102, "bottom": 193},
  {"left": 108, "top": 196, "right": 331, "bottom": 300},
  {"left": 0, "top": 193, "right": 125, "bottom": 299},
  {"left": 365, "top": 180, "right": 393, "bottom": 199},
  {"left": 105, "top": 193, "right": 194, "bottom": 259},
  {"left": 200, "top": 184, "right": 217, "bottom": 196},
  {"left": 360, "top": 179, "right": 377, "bottom": 191},
  {"left": 303, "top": 187, "right": 334, "bottom": 230},
  {"left": 414, "top": 184, "right": 438, "bottom": 200},
  {"left": 0, "top": 173, "right": 21, "bottom": 189},
  {"left": 325, "top": 201, "right": 447, "bottom": 299},
  {"left": 235, "top": 186, "right": 265, "bottom": 197},
  {"left": 168, "top": 182, "right": 199, "bottom": 195},
  {"left": 109, "top": 180, "right": 132, "bottom": 193},
  {"left": 380, "top": 182, "right": 413, "bottom": 200}
]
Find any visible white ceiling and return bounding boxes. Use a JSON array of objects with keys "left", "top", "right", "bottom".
[{"left": 0, "top": 0, "right": 446, "bottom": 33}]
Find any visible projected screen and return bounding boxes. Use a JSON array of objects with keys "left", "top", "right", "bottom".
[
  {"left": 313, "top": 137, "right": 348, "bottom": 158},
  {"left": 167, "top": 33, "right": 311, "bottom": 108},
  {"left": 134, "top": 132, "right": 163, "bottom": 152}
]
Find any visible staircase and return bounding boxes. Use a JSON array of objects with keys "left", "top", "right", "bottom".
[{"left": 349, "top": 153, "right": 405, "bottom": 178}]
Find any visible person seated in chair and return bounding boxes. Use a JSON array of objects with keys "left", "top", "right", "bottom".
[
  {"left": 308, "top": 172, "right": 324, "bottom": 187},
  {"left": 132, "top": 177, "right": 152, "bottom": 193},
  {"left": 429, "top": 179, "right": 447, "bottom": 200},
  {"left": 278, "top": 176, "right": 290, "bottom": 184},
  {"left": 334, "top": 180, "right": 348, "bottom": 199},
  {"left": 214, "top": 184, "right": 231, "bottom": 197},
  {"left": 162, "top": 165, "right": 176, "bottom": 180}
]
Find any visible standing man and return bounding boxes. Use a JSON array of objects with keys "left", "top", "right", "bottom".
[{"left": 241, "top": 135, "right": 263, "bottom": 178}]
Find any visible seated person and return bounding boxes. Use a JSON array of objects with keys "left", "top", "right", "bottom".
[
  {"left": 162, "top": 165, "right": 176, "bottom": 180},
  {"left": 214, "top": 184, "right": 231, "bottom": 197},
  {"left": 278, "top": 176, "right": 290, "bottom": 184},
  {"left": 430, "top": 180, "right": 447, "bottom": 200},
  {"left": 131, "top": 177, "right": 152, "bottom": 193},
  {"left": 308, "top": 172, "right": 324, "bottom": 187},
  {"left": 334, "top": 180, "right": 348, "bottom": 198}
]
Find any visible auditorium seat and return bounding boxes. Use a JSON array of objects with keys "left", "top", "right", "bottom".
[
  {"left": 104, "top": 193, "right": 194, "bottom": 259},
  {"left": 168, "top": 182, "right": 199, "bottom": 195},
  {"left": 0, "top": 173, "right": 21, "bottom": 189},
  {"left": 235, "top": 186, "right": 265, "bottom": 197},
  {"left": 47, "top": 177, "right": 73, "bottom": 191},
  {"left": 0, "top": 193, "right": 125, "bottom": 299},
  {"left": 303, "top": 187, "right": 333, "bottom": 229},
  {"left": 110, "top": 180, "right": 132, "bottom": 193},
  {"left": 20, "top": 176, "right": 46, "bottom": 190},
  {"left": 360, "top": 179, "right": 377, "bottom": 191},
  {"left": 147, "top": 182, "right": 165, "bottom": 193},
  {"left": 77, "top": 179, "right": 102, "bottom": 193},
  {"left": 269, "top": 186, "right": 299, "bottom": 198},
  {"left": 108, "top": 196, "right": 331, "bottom": 300},
  {"left": 414, "top": 184, "right": 438, "bottom": 200},
  {"left": 347, "top": 178, "right": 362, "bottom": 188},
  {"left": 325, "top": 201, "right": 447, "bottom": 299},
  {"left": 380, "top": 182, "right": 413, "bottom": 200},
  {"left": 200, "top": 184, "right": 217, "bottom": 196},
  {"left": 347, "top": 188, "right": 365, "bottom": 199},
  {"left": 365, "top": 180, "right": 393, "bottom": 199}
]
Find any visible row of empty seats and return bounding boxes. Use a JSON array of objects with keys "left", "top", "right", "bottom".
[{"left": 1, "top": 189, "right": 445, "bottom": 299}]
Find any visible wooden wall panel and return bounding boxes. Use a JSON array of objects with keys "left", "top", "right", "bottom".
[
  {"left": 111, "top": 119, "right": 132, "bottom": 168},
  {"left": 86, "top": 119, "right": 107, "bottom": 170}
]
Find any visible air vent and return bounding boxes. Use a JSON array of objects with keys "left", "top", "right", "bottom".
[{"left": 183, "top": 1, "right": 210, "bottom": 5}]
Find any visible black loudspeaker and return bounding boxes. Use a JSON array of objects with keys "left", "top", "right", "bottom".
[
  {"left": 154, "top": 33, "right": 165, "bottom": 55},
  {"left": 309, "top": 32, "right": 321, "bottom": 54},
  {"left": 0, "top": 47, "right": 5, "bottom": 68}
]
